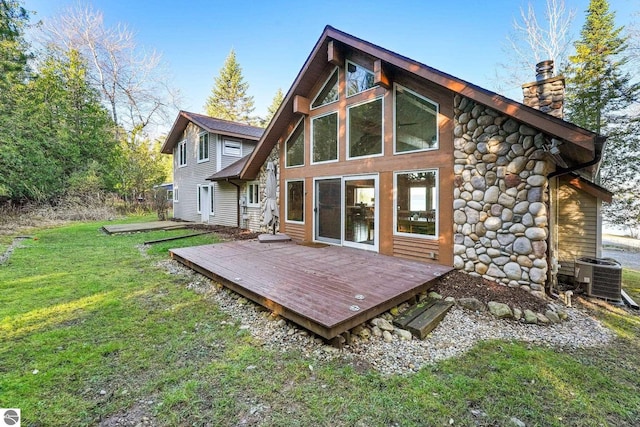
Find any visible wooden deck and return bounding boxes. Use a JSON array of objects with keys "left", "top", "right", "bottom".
[{"left": 170, "top": 240, "right": 452, "bottom": 340}]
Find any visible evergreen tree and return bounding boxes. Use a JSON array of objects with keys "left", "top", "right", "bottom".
[
  {"left": 204, "top": 49, "right": 256, "bottom": 124},
  {"left": 262, "top": 87, "right": 283, "bottom": 127},
  {"left": 0, "top": 0, "right": 29, "bottom": 94},
  {"left": 565, "top": 0, "right": 637, "bottom": 133}
]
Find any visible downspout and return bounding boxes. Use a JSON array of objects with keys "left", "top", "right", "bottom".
[
  {"left": 226, "top": 178, "right": 241, "bottom": 228},
  {"left": 545, "top": 135, "right": 607, "bottom": 294}
]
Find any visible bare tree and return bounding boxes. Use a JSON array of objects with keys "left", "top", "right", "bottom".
[
  {"left": 494, "top": 0, "right": 575, "bottom": 96},
  {"left": 37, "top": 3, "right": 180, "bottom": 136}
]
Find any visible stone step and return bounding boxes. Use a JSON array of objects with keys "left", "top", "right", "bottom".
[
  {"left": 406, "top": 301, "right": 454, "bottom": 339},
  {"left": 393, "top": 299, "right": 438, "bottom": 329}
]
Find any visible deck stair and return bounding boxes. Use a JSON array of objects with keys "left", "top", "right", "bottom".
[{"left": 393, "top": 299, "right": 454, "bottom": 339}]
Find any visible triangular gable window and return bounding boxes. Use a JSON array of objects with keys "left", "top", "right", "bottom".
[
  {"left": 346, "top": 60, "right": 375, "bottom": 96},
  {"left": 311, "top": 68, "right": 339, "bottom": 109}
]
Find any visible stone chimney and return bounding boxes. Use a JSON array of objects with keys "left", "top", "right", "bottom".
[{"left": 521, "top": 60, "right": 565, "bottom": 119}]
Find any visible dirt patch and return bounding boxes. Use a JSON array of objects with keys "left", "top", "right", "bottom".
[{"left": 432, "top": 270, "right": 550, "bottom": 313}]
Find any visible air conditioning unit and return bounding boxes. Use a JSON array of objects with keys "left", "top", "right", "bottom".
[{"left": 575, "top": 257, "right": 622, "bottom": 302}]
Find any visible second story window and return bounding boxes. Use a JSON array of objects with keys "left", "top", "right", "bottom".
[
  {"left": 178, "top": 140, "right": 187, "bottom": 167},
  {"left": 223, "top": 139, "right": 242, "bottom": 157},
  {"left": 198, "top": 133, "right": 209, "bottom": 162},
  {"left": 346, "top": 60, "right": 375, "bottom": 97}
]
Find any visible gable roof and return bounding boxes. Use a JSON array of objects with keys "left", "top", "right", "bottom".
[
  {"left": 206, "top": 155, "right": 250, "bottom": 182},
  {"left": 240, "top": 25, "right": 605, "bottom": 180},
  {"left": 161, "top": 111, "right": 264, "bottom": 154}
]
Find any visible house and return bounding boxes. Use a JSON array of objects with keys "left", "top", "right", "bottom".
[
  {"left": 237, "top": 26, "right": 612, "bottom": 289},
  {"left": 161, "top": 111, "right": 264, "bottom": 227}
]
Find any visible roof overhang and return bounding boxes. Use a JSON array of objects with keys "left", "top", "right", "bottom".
[{"left": 206, "top": 155, "right": 250, "bottom": 182}]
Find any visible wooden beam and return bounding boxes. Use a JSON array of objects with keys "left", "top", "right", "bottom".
[
  {"left": 328, "top": 40, "right": 342, "bottom": 66},
  {"left": 374, "top": 59, "right": 390, "bottom": 88},
  {"left": 293, "top": 95, "right": 310, "bottom": 115}
]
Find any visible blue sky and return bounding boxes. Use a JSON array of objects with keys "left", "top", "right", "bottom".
[{"left": 24, "top": 0, "right": 638, "bottom": 125}]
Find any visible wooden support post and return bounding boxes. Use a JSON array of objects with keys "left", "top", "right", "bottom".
[
  {"left": 374, "top": 59, "right": 390, "bottom": 89},
  {"left": 293, "top": 95, "right": 310, "bottom": 115},
  {"left": 328, "top": 40, "right": 342, "bottom": 66}
]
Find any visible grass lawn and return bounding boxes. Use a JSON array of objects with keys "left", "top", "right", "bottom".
[{"left": 1, "top": 219, "right": 639, "bottom": 426}]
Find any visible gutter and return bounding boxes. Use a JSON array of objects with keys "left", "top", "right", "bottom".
[{"left": 548, "top": 136, "right": 607, "bottom": 179}]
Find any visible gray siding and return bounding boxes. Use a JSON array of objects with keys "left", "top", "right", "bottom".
[
  {"left": 173, "top": 123, "right": 216, "bottom": 222},
  {"left": 214, "top": 182, "right": 238, "bottom": 227},
  {"left": 556, "top": 175, "right": 599, "bottom": 278},
  {"left": 172, "top": 124, "right": 258, "bottom": 224}
]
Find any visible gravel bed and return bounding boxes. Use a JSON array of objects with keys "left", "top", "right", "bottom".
[{"left": 159, "top": 259, "right": 614, "bottom": 376}]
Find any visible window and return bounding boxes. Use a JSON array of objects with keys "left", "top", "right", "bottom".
[
  {"left": 394, "top": 84, "right": 439, "bottom": 153},
  {"left": 178, "top": 140, "right": 187, "bottom": 167},
  {"left": 198, "top": 133, "right": 209, "bottom": 162},
  {"left": 196, "top": 185, "right": 202, "bottom": 213},
  {"left": 285, "top": 120, "right": 304, "bottom": 167},
  {"left": 346, "top": 60, "right": 375, "bottom": 96},
  {"left": 166, "top": 190, "right": 173, "bottom": 201},
  {"left": 173, "top": 187, "right": 179, "bottom": 202},
  {"left": 223, "top": 139, "right": 242, "bottom": 157},
  {"left": 286, "top": 180, "right": 304, "bottom": 223},
  {"left": 311, "top": 68, "right": 339, "bottom": 108},
  {"left": 210, "top": 185, "right": 215, "bottom": 214},
  {"left": 311, "top": 112, "right": 338, "bottom": 164},
  {"left": 395, "top": 170, "right": 438, "bottom": 238},
  {"left": 247, "top": 182, "right": 260, "bottom": 207},
  {"left": 348, "top": 98, "right": 383, "bottom": 159}
]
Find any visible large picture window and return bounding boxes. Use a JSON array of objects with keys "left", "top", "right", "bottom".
[
  {"left": 346, "top": 60, "right": 375, "bottom": 96},
  {"left": 285, "top": 120, "right": 304, "bottom": 167},
  {"left": 311, "top": 68, "right": 339, "bottom": 109},
  {"left": 394, "top": 84, "right": 439, "bottom": 153},
  {"left": 395, "top": 170, "right": 438, "bottom": 238},
  {"left": 348, "top": 98, "right": 383, "bottom": 159},
  {"left": 311, "top": 112, "right": 338, "bottom": 163},
  {"left": 286, "top": 180, "right": 304, "bottom": 223}
]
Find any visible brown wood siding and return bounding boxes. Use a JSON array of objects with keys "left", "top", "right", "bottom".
[
  {"left": 556, "top": 175, "right": 598, "bottom": 277},
  {"left": 393, "top": 236, "right": 440, "bottom": 263},
  {"left": 278, "top": 50, "right": 454, "bottom": 266},
  {"left": 281, "top": 222, "right": 305, "bottom": 242}
]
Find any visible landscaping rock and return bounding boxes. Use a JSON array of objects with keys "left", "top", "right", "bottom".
[
  {"left": 523, "top": 310, "right": 538, "bottom": 324},
  {"left": 428, "top": 291, "right": 443, "bottom": 300},
  {"left": 382, "top": 330, "right": 393, "bottom": 343},
  {"left": 376, "top": 318, "right": 394, "bottom": 332},
  {"left": 458, "top": 297, "right": 486, "bottom": 312},
  {"left": 513, "top": 307, "right": 522, "bottom": 320},
  {"left": 394, "top": 328, "right": 412, "bottom": 341},
  {"left": 536, "top": 313, "right": 550, "bottom": 325},
  {"left": 488, "top": 301, "right": 513, "bottom": 318},
  {"left": 545, "top": 310, "right": 561, "bottom": 324}
]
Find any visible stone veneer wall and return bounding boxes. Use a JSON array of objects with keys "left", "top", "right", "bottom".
[
  {"left": 453, "top": 95, "right": 555, "bottom": 290},
  {"left": 258, "top": 143, "right": 281, "bottom": 233}
]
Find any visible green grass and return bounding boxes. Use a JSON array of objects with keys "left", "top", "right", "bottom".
[
  {"left": 1, "top": 219, "right": 640, "bottom": 426},
  {"left": 623, "top": 268, "right": 640, "bottom": 302}
]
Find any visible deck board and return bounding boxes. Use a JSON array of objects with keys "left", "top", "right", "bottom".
[{"left": 170, "top": 240, "right": 452, "bottom": 339}]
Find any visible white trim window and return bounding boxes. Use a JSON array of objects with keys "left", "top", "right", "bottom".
[
  {"left": 347, "top": 97, "right": 383, "bottom": 159},
  {"left": 247, "top": 181, "right": 260, "bottom": 207},
  {"left": 394, "top": 84, "right": 439, "bottom": 154},
  {"left": 311, "top": 111, "right": 338, "bottom": 164},
  {"left": 198, "top": 132, "right": 210, "bottom": 162},
  {"left": 223, "top": 139, "right": 242, "bottom": 157},
  {"left": 196, "top": 184, "right": 214, "bottom": 215},
  {"left": 286, "top": 180, "right": 304, "bottom": 223},
  {"left": 178, "top": 140, "right": 187, "bottom": 167},
  {"left": 196, "top": 184, "right": 203, "bottom": 214},
  {"left": 394, "top": 170, "right": 438, "bottom": 239},
  {"left": 285, "top": 119, "right": 305, "bottom": 168},
  {"left": 173, "top": 187, "right": 179, "bottom": 203},
  {"left": 311, "top": 67, "right": 339, "bottom": 109},
  {"left": 346, "top": 60, "right": 375, "bottom": 97}
]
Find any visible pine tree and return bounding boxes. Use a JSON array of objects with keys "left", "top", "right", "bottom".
[
  {"left": 262, "top": 87, "right": 283, "bottom": 127},
  {"left": 565, "top": 0, "right": 637, "bottom": 133},
  {"left": 204, "top": 49, "right": 256, "bottom": 125}
]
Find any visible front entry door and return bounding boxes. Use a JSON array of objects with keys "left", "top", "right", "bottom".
[{"left": 315, "top": 178, "right": 341, "bottom": 244}]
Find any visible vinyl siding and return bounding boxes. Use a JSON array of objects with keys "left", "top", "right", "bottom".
[
  {"left": 556, "top": 175, "right": 599, "bottom": 278},
  {"left": 213, "top": 182, "right": 239, "bottom": 227},
  {"left": 172, "top": 124, "right": 257, "bottom": 223},
  {"left": 173, "top": 123, "right": 216, "bottom": 222},
  {"left": 245, "top": 206, "right": 262, "bottom": 231}
]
